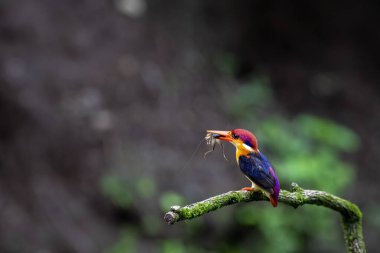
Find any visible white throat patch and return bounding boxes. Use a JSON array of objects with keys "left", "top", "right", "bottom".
[{"left": 242, "top": 143, "right": 254, "bottom": 152}]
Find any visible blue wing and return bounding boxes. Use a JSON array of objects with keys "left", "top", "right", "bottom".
[{"left": 238, "top": 153, "right": 277, "bottom": 193}]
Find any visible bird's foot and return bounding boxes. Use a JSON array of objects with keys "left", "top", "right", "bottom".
[{"left": 241, "top": 187, "right": 255, "bottom": 191}]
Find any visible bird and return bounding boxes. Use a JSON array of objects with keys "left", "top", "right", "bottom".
[{"left": 207, "top": 129, "right": 280, "bottom": 207}]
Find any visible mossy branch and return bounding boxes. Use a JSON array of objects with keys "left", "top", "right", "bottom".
[{"left": 164, "top": 183, "right": 366, "bottom": 253}]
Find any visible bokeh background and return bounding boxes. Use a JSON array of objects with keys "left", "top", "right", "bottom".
[{"left": 1, "top": 0, "right": 379, "bottom": 252}]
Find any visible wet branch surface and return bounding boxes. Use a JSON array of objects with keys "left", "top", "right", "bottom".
[{"left": 164, "top": 183, "right": 366, "bottom": 253}]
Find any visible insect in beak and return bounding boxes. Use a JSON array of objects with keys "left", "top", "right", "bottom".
[{"left": 204, "top": 132, "right": 228, "bottom": 161}]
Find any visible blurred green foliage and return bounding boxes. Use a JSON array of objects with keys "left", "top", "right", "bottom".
[
  {"left": 258, "top": 115, "right": 356, "bottom": 193},
  {"left": 106, "top": 228, "right": 138, "bottom": 253},
  {"left": 296, "top": 114, "right": 360, "bottom": 152},
  {"left": 161, "top": 239, "right": 185, "bottom": 253},
  {"left": 101, "top": 177, "right": 189, "bottom": 253},
  {"left": 159, "top": 192, "right": 186, "bottom": 211},
  {"left": 142, "top": 214, "right": 162, "bottom": 236},
  {"left": 101, "top": 175, "right": 157, "bottom": 208},
  {"left": 227, "top": 76, "right": 273, "bottom": 115},
  {"left": 136, "top": 177, "right": 156, "bottom": 199},
  {"left": 161, "top": 239, "right": 209, "bottom": 253},
  {"left": 100, "top": 175, "right": 133, "bottom": 208}
]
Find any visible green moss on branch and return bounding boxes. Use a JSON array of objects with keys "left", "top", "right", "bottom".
[{"left": 163, "top": 183, "right": 365, "bottom": 253}]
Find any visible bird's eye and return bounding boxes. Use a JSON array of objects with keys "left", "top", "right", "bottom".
[{"left": 232, "top": 133, "right": 239, "bottom": 139}]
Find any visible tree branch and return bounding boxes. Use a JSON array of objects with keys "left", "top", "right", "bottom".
[{"left": 164, "top": 183, "right": 366, "bottom": 253}]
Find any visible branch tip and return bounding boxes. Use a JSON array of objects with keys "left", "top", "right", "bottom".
[{"left": 164, "top": 211, "right": 179, "bottom": 225}]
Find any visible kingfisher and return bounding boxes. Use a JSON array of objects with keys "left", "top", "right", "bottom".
[{"left": 207, "top": 129, "right": 280, "bottom": 207}]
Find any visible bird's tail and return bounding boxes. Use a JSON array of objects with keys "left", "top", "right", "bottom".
[
  {"left": 270, "top": 180, "right": 280, "bottom": 208},
  {"left": 269, "top": 195, "right": 278, "bottom": 207}
]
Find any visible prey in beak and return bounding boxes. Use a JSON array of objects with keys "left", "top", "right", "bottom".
[
  {"left": 206, "top": 130, "right": 233, "bottom": 142},
  {"left": 204, "top": 130, "right": 230, "bottom": 160}
]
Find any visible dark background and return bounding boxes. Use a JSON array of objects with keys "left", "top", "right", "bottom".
[{"left": 0, "top": 0, "right": 379, "bottom": 252}]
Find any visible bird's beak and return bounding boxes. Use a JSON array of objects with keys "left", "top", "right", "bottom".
[{"left": 207, "top": 130, "right": 233, "bottom": 142}]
